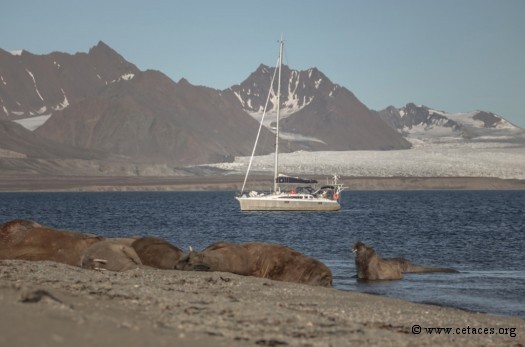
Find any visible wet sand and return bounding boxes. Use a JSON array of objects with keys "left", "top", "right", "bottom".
[{"left": 1, "top": 260, "right": 523, "bottom": 346}]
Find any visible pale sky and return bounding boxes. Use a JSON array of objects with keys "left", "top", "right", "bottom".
[{"left": 1, "top": 0, "right": 524, "bottom": 127}]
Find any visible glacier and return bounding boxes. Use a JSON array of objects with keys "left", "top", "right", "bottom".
[{"left": 207, "top": 137, "right": 525, "bottom": 180}]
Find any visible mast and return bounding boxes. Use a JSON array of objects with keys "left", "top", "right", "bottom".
[{"left": 273, "top": 39, "right": 283, "bottom": 193}]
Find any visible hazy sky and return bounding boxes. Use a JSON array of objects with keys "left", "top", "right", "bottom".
[{"left": 2, "top": 0, "right": 524, "bottom": 127}]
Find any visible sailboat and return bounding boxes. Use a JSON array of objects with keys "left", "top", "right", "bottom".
[{"left": 235, "top": 39, "right": 345, "bottom": 211}]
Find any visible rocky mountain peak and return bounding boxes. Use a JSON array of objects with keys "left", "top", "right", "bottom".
[
  {"left": 229, "top": 64, "right": 339, "bottom": 116},
  {"left": 378, "top": 103, "right": 521, "bottom": 140},
  {"left": 89, "top": 41, "right": 113, "bottom": 54},
  {"left": 229, "top": 64, "right": 411, "bottom": 151}
]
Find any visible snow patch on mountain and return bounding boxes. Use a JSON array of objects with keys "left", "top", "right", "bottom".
[
  {"left": 52, "top": 89, "right": 70, "bottom": 111},
  {"left": 328, "top": 85, "right": 339, "bottom": 97},
  {"left": 5, "top": 87, "right": 70, "bottom": 130},
  {"left": 279, "top": 131, "right": 327, "bottom": 144},
  {"left": 110, "top": 72, "right": 135, "bottom": 83},
  {"left": 120, "top": 73, "right": 135, "bottom": 81},
  {"left": 13, "top": 114, "right": 52, "bottom": 131},
  {"left": 236, "top": 79, "right": 314, "bottom": 117},
  {"left": 25, "top": 69, "right": 44, "bottom": 102},
  {"left": 247, "top": 109, "right": 326, "bottom": 144}
]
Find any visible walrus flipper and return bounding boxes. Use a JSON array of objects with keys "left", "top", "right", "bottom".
[
  {"left": 415, "top": 266, "right": 459, "bottom": 274},
  {"left": 387, "top": 257, "right": 459, "bottom": 274},
  {"left": 191, "top": 263, "right": 211, "bottom": 271}
]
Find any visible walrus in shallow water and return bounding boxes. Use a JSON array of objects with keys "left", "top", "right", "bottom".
[
  {"left": 131, "top": 236, "right": 183, "bottom": 269},
  {"left": 352, "top": 241, "right": 459, "bottom": 280},
  {"left": 176, "top": 242, "right": 332, "bottom": 287},
  {"left": 0, "top": 219, "right": 104, "bottom": 266}
]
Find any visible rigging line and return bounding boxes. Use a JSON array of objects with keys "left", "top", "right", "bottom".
[
  {"left": 240, "top": 57, "right": 280, "bottom": 195},
  {"left": 282, "top": 42, "right": 290, "bottom": 69}
]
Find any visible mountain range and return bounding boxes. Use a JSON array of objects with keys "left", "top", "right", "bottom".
[
  {"left": 0, "top": 41, "right": 522, "bottom": 176},
  {"left": 378, "top": 103, "right": 520, "bottom": 140}
]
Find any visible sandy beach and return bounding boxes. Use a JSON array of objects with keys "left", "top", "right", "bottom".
[{"left": 1, "top": 260, "right": 523, "bottom": 347}]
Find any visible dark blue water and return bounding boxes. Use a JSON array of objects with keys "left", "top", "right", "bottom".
[{"left": 1, "top": 190, "right": 524, "bottom": 318}]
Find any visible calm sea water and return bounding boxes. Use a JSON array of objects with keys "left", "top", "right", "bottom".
[{"left": 1, "top": 190, "right": 524, "bottom": 318}]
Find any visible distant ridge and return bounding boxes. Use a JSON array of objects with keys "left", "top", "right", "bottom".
[
  {"left": 0, "top": 42, "right": 274, "bottom": 166},
  {"left": 0, "top": 42, "right": 522, "bottom": 177},
  {"left": 378, "top": 103, "right": 522, "bottom": 140},
  {"left": 0, "top": 41, "right": 140, "bottom": 122}
]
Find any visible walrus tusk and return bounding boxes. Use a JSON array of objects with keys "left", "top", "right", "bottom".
[
  {"left": 352, "top": 248, "right": 357, "bottom": 253},
  {"left": 94, "top": 258, "right": 108, "bottom": 264},
  {"left": 189, "top": 246, "right": 193, "bottom": 252}
]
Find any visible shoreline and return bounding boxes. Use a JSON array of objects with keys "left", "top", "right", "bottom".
[
  {"left": 0, "top": 174, "right": 523, "bottom": 192},
  {"left": 1, "top": 260, "right": 523, "bottom": 346}
]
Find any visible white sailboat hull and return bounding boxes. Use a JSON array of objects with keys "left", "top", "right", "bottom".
[{"left": 236, "top": 195, "right": 341, "bottom": 211}]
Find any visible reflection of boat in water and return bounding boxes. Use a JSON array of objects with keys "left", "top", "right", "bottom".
[{"left": 235, "top": 39, "right": 345, "bottom": 211}]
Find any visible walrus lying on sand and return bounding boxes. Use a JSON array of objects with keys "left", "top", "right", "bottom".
[
  {"left": 176, "top": 242, "right": 333, "bottom": 287},
  {"left": 131, "top": 236, "right": 183, "bottom": 269},
  {"left": 0, "top": 219, "right": 187, "bottom": 272},
  {"left": 0, "top": 219, "right": 103, "bottom": 267},
  {"left": 81, "top": 238, "right": 143, "bottom": 271},
  {"left": 352, "top": 241, "right": 459, "bottom": 280},
  {"left": 176, "top": 242, "right": 250, "bottom": 274}
]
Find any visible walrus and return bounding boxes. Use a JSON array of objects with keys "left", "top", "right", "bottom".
[
  {"left": 176, "top": 242, "right": 333, "bottom": 287},
  {"left": 0, "top": 219, "right": 104, "bottom": 266},
  {"left": 242, "top": 242, "right": 333, "bottom": 287},
  {"left": 131, "top": 236, "right": 183, "bottom": 269},
  {"left": 81, "top": 238, "right": 143, "bottom": 271},
  {"left": 352, "top": 241, "right": 459, "bottom": 280},
  {"left": 176, "top": 242, "right": 252, "bottom": 275}
]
